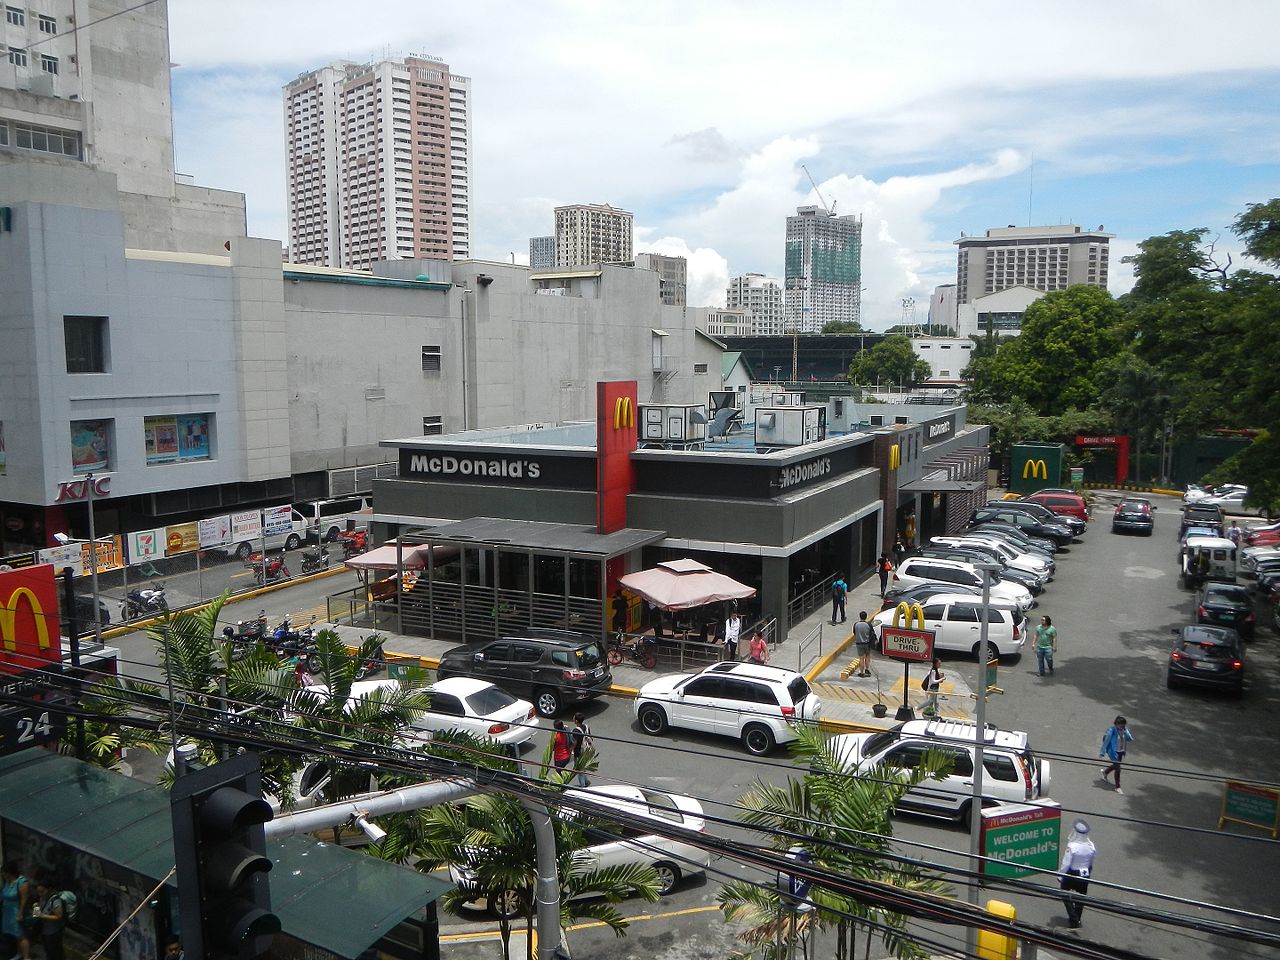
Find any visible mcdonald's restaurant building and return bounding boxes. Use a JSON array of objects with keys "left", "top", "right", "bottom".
[{"left": 369, "top": 383, "right": 990, "bottom": 638}]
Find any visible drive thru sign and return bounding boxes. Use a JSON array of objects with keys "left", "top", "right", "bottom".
[{"left": 980, "top": 801, "right": 1062, "bottom": 878}]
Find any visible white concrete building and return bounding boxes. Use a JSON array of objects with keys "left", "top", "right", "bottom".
[
  {"left": 955, "top": 285, "right": 1046, "bottom": 338},
  {"left": 554, "top": 203, "right": 633, "bottom": 267},
  {"left": 694, "top": 307, "right": 752, "bottom": 338},
  {"left": 928, "top": 283, "right": 958, "bottom": 332},
  {"left": 955, "top": 224, "right": 1112, "bottom": 304},
  {"left": 635, "top": 252, "right": 687, "bottom": 306},
  {"left": 911, "top": 337, "right": 975, "bottom": 383},
  {"left": 784, "top": 206, "right": 862, "bottom": 332},
  {"left": 726, "top": 273, "right": 784, "bottom": 335},
  {"left": 284, "top": 54, "right": 472, "bottom": 269}
]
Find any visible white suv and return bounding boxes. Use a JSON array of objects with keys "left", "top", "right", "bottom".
[
  {"left": 634, "top": 661, "right": 822, "bottom": 755},
  {"left": 872, "top": 595, "right": 1026, "bottom": 659},
  {"left": 892, "top": 557, "right": 1034, "bottom": 611},
  {"left": 826, "top": 719, "right": 1051, "bottom": 825},
  {"left": 930, "top": 535, "right": 1054, "bottom": 579}
]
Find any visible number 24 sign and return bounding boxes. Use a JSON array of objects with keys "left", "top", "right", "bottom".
[{"left": 0, "top": 706, "right": 65, "bottom": 756}]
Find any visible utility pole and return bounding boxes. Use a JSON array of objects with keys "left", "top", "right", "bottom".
[{"left": 966, "top": 562, "right": 1001, "bottom": 959}]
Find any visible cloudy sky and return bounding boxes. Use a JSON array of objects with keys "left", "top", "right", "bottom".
[{"left": 168, "top": 0, "right": 1280, "bottom": 328}]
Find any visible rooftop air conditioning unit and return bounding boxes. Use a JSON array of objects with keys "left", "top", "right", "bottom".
[
  {"left": 771, "top": 392, "right": 806, "bottom": 406},
  {"left": 638, "top": 404, "right": 707, "bottom": 443},
  {"left": 755, "top": 405, "right": 826, "bottom": 449}
]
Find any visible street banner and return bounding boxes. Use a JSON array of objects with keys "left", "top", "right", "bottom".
[
  {"left": 165, "top": 522, "right": 200, "bottom": 556},
  {"left": 231, "top": 510, "right": 261, "bottom": 541},
  {"left": 980, "top": 801, "right": 1062, "bottom": 878},
  {"left": 37, "top": 543, "right": 85, "bottom": 576},
  {"left": 1219, "top": 781, "right": 1280, "bottom": 838},
  {"left": 0, "top": 552, "right": 36, "bottom": 570},
  {"left": 82, "top": 536, "right": 123, "bottom": 574},
  {"left": 263, "top": 504, "right": 293, "bottom": 537},
  {"left": 128, "top": 529, "right": 164, "bottom": 564},
  {"left": 199, "top": 515, "right": 231, "bottom": 548}
]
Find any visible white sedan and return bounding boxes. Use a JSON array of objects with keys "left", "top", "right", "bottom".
[{"left": 398, "top": 676, "right": 541, "bottom": 750}]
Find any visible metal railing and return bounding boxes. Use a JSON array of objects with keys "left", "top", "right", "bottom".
[
  {"left": 795, "top": 622, "right": 824, "bottom": 674},
  {"left": 787, "top": 574, "right": 837, "bottom": 629}
]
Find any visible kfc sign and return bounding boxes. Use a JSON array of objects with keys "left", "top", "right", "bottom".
[{"left": 55, "top": 475, "right": 111, "bottom": 502}]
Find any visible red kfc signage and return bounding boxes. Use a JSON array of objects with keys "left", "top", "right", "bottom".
[{"left": 55, "top": 475, "right": 111, "bottom": 502}]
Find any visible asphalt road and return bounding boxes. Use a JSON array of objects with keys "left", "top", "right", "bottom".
[{"left": 109, "top": 495, "right": 1280, "bottom": 959}]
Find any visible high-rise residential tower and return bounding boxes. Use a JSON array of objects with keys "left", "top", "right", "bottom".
[
  {"left": 635, "top": 253, "right": 687, "bottom": 306},
  {"left": 529, "top": 235, "right": 556, "bottom": 269},
  {"left": 726, "top": 273, "right": 785, "bottom": 335},
  {"left": 954, "top": 224, "right": 1112, "bottom": 303},
  {"left": 784, "top": 206, "right": 863, "bottom": 332},
  {"left": 554, "top": 203, "right": 633, "bottom": 267},
  {"left": 284, "top": 54, "right": 472, "bottom": 270}
]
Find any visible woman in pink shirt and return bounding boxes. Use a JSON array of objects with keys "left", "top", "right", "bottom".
[{"left": 748, "top": 631, "right": 768, "bottom": 665}]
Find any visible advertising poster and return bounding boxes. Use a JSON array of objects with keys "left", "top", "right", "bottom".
[
  {"left": 37, "top": 543, "right": 85, "bottom": 576},
  {"left": 178, "top": 414, "right": 211, "bottom": 460},
  {"left": 165, "top": 522, "right": 200, "bottom": 556},
  {"left": 263, "top": 504, "right": 294, "bottom": 537},
  {"left": 127, "top": 529, "right": 164, "bottom": 564},
  {"left": 144, "top": 416, "right": 179, "bottom": 465},
  {"left": 231, "top": 510, "right": 261, "bottom": 541},
  {"left": 83, "top": 536, "right": 124, "bottom": 574},
  {"left": 70, "top": 420, "right": 111, "bottom": 473},
  {"left": 0, "top": 564, "right": 61, "bottom": 676},
  {"left": 198, "top": 515, "right": 231, "bottom": 548}
]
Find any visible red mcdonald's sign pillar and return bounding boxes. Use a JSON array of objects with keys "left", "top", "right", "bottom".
[{"left": 596, "top": 381, "right": 639, "bottom": 535}]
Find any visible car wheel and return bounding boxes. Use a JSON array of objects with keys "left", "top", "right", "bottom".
[
  {"left": 285, "top": 534, "right": 301, "bottom": 551},
  {"left": 325, "top": 526, "right": 340, "bottom": 543},
  {"left": 534, "top": 688, "right": 561, "bottom": 718},
  {"left": 607, "top": 648, "right": 623, "bottom": 666},
  {"left": 652, "top": 861, "right": 681, "bottom": 896},
  {"left": 236, "top": 541, "right": 252, "bottom": 560},
  {"left": 972, "top": 642, "right": 1001, "bottom": 660},
  {"left": 742, "top": 724, "right": 776, "bottom": 756},
  {"left": 488, "top": 888, "right": 525, "bottom": 921},
  {"left": 961, "top": 799, "right": 998, "bottom": 829},
  {"left": 638, "top": 705, "right": 667, "bottom": 735}
]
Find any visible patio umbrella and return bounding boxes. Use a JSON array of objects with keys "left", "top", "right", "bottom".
[{"left": 619, "top": 558, "right": 756, "bottom": 611}]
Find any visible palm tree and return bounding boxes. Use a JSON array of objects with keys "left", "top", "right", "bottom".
[
  {"left": 375, "top": 736, "right": 657, "bottom": 960},
  {"left": 58, "top": 677, "right": 166, "bottom": 770},
  {"left": 718, "top": 725, "right": 953, "bottom": 960},
  {"left": 1103, "top": 359, "right": 1171, "bottom": 482}
]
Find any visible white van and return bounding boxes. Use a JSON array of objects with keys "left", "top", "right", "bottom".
[
  {"left": 230, "top": 511, "right": 309, "bottom": 559},
  {"left": 294, "top": 497, "right": 372, "bottom": 544}
]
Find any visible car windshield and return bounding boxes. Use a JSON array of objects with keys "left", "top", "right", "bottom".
[
  {"left": 1181, "top": 639, "right": 1234, "bottom": 659},
  {"left": 577, "top": 643, "right": 604, "bottom": 669},
  {"left": 1206, "top": 586, "right": 1250, "bottom": 604},
  {"left": 787, "top": 676, "right": 812, "bottom": 704},
  {"left": 639, "top": 788, "right": 687, "bottom": 824},
  {"left": 464, "top": 686, "right": 519, "bottom": 714},
  {"left": 861, "top": 731, "right": 898, "bottom": 758}
]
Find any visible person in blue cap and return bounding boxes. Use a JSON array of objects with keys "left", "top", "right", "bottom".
[{"left": 1059, "top": 819, "right": 1097, "bottom": 929}]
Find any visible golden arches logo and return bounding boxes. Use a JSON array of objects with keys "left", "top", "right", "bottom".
[
  {"left": 1022, "top": 459, "right": 1048, "bottom": 480},
  {"left": 889, "top": 444, "right": 901, "bottom": 471},
  {"left": 0, "top": 586, "right": 53, "bottom": 656},
  {"left": 892, "top": 602, "right": 926, "bottom": 630},
  {"left": 613, "top": 396, "right": 636, "bottom": 431}
]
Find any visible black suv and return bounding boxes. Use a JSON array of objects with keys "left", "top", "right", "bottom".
[
  {"left": 985, "top": 500, "right": 1087, "bottom": 537},
  {"left": 436, "top": 630, "right": 612, "bottom": 718},
  {"left": 1180, "top": 503, "right": 1224, "bottom": 538},
  {"left": 969, "top": 507, "right": 1074, "bottom": 546}
]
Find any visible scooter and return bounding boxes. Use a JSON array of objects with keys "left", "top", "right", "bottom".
[
  {"left": 607, "top": 632, "right": 658, "bottom": 669},
  {"left": 354, "top": 639, "right": 385, "bottom": 680},
  {"left": 120, "top": 585, "right": 168, "bottom": 620},
  {"left": 250, "top": 553, "right": 292, "bottom": 586},
  {"left": 220, "top": 610, "right": 268, "bottom": 654},
  {"left": 272, "top": 616, "right": 321, "bottom": 673},
  {"left": 301, "top": 545, "right": 331, "bottom": 575}
]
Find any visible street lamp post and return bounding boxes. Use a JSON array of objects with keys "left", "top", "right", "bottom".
[
  {"left": 84, "top": 472, "right": 104, "bottom": 648},
  {"left": 966, "top": 561, "right": 1001, "bottom": 957}
]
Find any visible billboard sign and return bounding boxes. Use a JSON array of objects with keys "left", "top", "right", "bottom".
[
  {"left": 128, "top": 529, "right": 165, "bottom": 564},
  {"left": 199, "top": 515, "right": 232, "bottom": 548},
  {"left": 0, "top": 565, "right": 60, "bottom": 675},
  {"left": 980, "top": 802, "right": 1062, "bottom": 878},
  {"left": 231, "top": 510, "right": 262, "bottom": 541},
  {"left": 262, "top": 505, "right": 294, "bottom": 537},
  {"left": 165, "top": 522, "right": 200, "bottom": 556}
]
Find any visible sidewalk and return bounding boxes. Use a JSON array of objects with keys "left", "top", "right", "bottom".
[{"left": 312, "top": 571, "right": 974, "bottom": 734}]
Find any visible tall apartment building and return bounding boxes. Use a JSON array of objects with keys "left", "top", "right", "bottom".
[
  {"left": 284, "top": 54, "right": 472, "bottom": 270},
  {"left": 635, "top": 252, "right": 687, "bottom": 306},
  {"left": 554, "top": 203, "right": 633, "bottom": 267},
  {"left": 784, "top": 206, "right": 863, "bottom": 333},
  {"left": 726, "top": 273, "right": 784, "bottom": 335},
  {"left": 529, "top": 235, "right": 556, "bottom": 269},
  {"left": 954, "top": 224, "right": 1113, "bottom": 304}
]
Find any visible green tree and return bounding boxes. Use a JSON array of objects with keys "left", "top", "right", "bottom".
[
  {"left": 718, "top": 725, "right": 952, "bottom": 960},
  {"left": 1232, "top": 199, "right": 1280, "bottom": 267},
  {"left": 1101, "top": 358, "right": 1172, "bottom": 482},
  {"left": 848, "top": 335, "right": 931, "bottom": 387},
  {"left": 821, "top": 320, "right": 863, "bottom": 334},
  {"left": 1121, "top": 229, "right": 1217, "bottom": 302},
  {"left": 1201, "top": 430, "right": 1280, "bottom": 518},
  {"left": 59, "top": 678, "right": 166, "bottom": 769}
]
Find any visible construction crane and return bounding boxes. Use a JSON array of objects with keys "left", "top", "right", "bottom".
[{"left": 801, "top": 164, "right": 836, "bottom": 216}]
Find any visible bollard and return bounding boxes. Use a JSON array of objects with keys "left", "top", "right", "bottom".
[{"left": 976, "top": 898, "right": 1017, "bottom": 960}]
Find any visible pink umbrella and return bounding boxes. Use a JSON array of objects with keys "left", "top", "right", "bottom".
[{"left": 619, "top": 559, "right": 756, "bottom": 611}]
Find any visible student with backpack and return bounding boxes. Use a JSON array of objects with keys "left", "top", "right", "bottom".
[
  {"left": 922, "top": 658, "right": 945, "bottom": 716},
  {"left": 830, "top": 576, "right": 848, "bottom": 625},
  {"left": 31, "top": 881, "right": 72, "bottom": 960},
  {"left": 570, "top": 713, "right": 593, "bottom": 787}
]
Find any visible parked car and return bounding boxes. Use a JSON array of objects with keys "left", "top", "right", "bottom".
[
  {"left": 1183, "top": 483, "right": 1247, "bottom": 506},
  {"left": 1112, "top": 498, "right": 1155, "bottom": 536},
  {"left": 966, "top": 523, "right": 1057, "bottom": 557},
  {"left": 891, "top": 557, "right": 1034, "bottom": 611},
  {"left": 1020, "top": 491, "right": 1090, "bottom": 525},
  {"left": 61, "top": 594, "right": 111, "bottom": 637},
  {"left": 634, "top": 660, "right": 822, "bottom": 756},
  {"left": 1179, "top": 503, "right": 1225, "bottom": 538},
  {"left": 1240, "top": 544, "right": 1280, "bottom": 577},
  {"left": 1246, "top": 557, "right": 1280, "bottom": 591},
  {"left": 435, "top": 630, "right": 611, "bottom": 717},
  {"left": 823, "top": 719, "right": 1051, "bottom": 825},
  {"left": 1243, "top": 520, "right": 1280, "bottom": 548},
  {"left": 992, "top": 499, "right": 1087, "bottom": 537},
  {"left": 871, "top": 595, "right": 1026, "bottom": 660},
  {"left": 928, "top": 535, "right": 1054, "bottom": 579},
  {"left": 1166, "top": 625, "right": 1244, "bottom": 695},
  {"left": 969, "top": 507, "right": 1074, "bottom": 546},
  {"left": 1196, "top": 582, "right": 1255, "bottom": 640},
  {"left": 451, "top": 783, "right": 712, "bottom": 917},
  {"left": 881, "top": 582, "right": 986, "bottom": 612},
  {"left": 394, "top": 677, "right": 541, "bottom": 751},
  {"left": 915, "top": 546, "right": 1045, "bottom": 595}
]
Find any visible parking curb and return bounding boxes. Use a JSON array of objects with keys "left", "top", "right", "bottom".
[{"left": 804, "top": 627, "right": 856, "bottom": 683}]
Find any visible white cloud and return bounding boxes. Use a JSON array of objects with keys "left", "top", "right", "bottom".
[{"left": 636, "top": 237, "right": 729, "bottom": 309}]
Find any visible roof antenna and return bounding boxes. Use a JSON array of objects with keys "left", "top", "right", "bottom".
[{"left": 1027, "top": 155, "right": 1034, "bottom": 227}]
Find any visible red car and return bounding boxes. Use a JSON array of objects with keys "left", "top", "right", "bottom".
[
  {"left": 1021, "top": 491, "right": 1090, "bottom": 523},
  {"left": 1245, "top": 521, "right": 1280, "bottom": 547}
]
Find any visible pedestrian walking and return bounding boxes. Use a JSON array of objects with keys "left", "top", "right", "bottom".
[
  {"left": 723, "top": 610, "right": 742, "bottom": 661},
  {"left": 551, "top": 720, "right": 573, "bottom": 772},
  {"left": 1099, "top": 716, "right": 1133, "bottom": 794},
  {"left": 748, "top": 630, "right": 768, "bottom": 665},
  {"left": 893, "top": 536, "right": 906, "bottom": 566},
  {"left": 830, "top": 575, "right": 848, "bottom": 625},
  {"left": 1, "top": 863, "right": 32, "bottom": 960},
  {"left": 570, "top": 713, "right": 593, "bottom": 787},
  {"left": 877, "top": 554, "right": 893, "bottom": 597},
  {"left": 611, "top": 589, "right": 628, "bottom": 633},
  {"left": 30, "top": 881, "right": 64, "bottom": 960},
  {"left": 1035, "top": 615, "right": 1057, "bottom": 677},
  {"left": 852, "top": 612, "right": 876, "bottom": 677},
  {"left": 1227, "top": 521, "right": 1242, "bottom": 546},
  {"left": 922, "top": 657, "right": 945, "bottom": 716},
  {"left": 1059, "top": 819, "right": 1096, "bottom": 928}
]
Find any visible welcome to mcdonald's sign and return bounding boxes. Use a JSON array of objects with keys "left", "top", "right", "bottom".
[{"left": 0, "top": 564, "right": 61, "bottom": 676}]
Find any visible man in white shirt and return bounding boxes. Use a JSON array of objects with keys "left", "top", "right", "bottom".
[
  {"left": 1059, "top": 819, "right": 1097, "bottom": 929},
  {"left": 723, "top": 612, "right": 742, "bottom": 661}
]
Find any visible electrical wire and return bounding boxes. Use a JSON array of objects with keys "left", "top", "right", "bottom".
[{"left": 21, "top": 0, "right": 165, "bottom": 52}]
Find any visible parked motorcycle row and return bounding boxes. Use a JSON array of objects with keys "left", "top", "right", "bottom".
[{"left": 220, "top": 611, "right": 384, "bottom": 680}]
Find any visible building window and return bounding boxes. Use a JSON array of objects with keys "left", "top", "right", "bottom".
[
  {"left": 421, "top": 345, "right": 442, "bottom": 372},
  {"left": 0, "top": 122, "right": 7, "bottom": 146},
  {"left": 64, "top": 316, "right": 108, "bottom": 373},
  {"left": 8, "top": 47, "right": 26, "bottom": 67},
  {"left": 5, "top": 6, "right": 23, "bottom": 26},
  {"left": 12, "top": 121, "right": 81, "bottom": 158},
  {"left": 39, "top": 54, "right": 56, "bottom": 74},
  {"left": 693, "top": 362, "right": 709, "bottom": 374},
  {"left": 423, "top": 416, "right": 443, "bottom": 436},
  {"left": 143, "top": 413, "right": 213, "bottom": 465},
  {"left": 37, "top": 13, "right": 55, "bottom": 33},
  {"left": 70, "top": 419, "right": 112, "bottom": 473}
]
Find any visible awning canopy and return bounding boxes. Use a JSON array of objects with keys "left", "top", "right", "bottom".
[
  {"left": 344, "top": 542, "right": 449, "bottom": 571},
  {"left": 899, "top": 476, "right": 987, "bottom": 493},
  {"left": 620, "top": 558, "right": 757, "bottom": 611},
  {"left": 407, "top": 517, "right": 666, "bottom": 560},
  {"left": 0, "top": 751, "right": 450, "bottom": 959}
]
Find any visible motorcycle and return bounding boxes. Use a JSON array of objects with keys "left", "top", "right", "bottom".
[
  {"left": 249, "top": 553, "right": 292, "bottom": 586},
  {"left": 607, "top": 632, "right": 658, "bottom": 669},
  {"left": 339, "top": 529, "right": 369, "bottom": 559},
  {"left": 119, "top": 585, "right": 168, "bottom": 620},
  {"left": 220, "top": 609, "right": 268, "bottom": 656},
  {"left": 272, "top": 616, "right": 321, "bottom": 673},
  {"left": 301, "top": 545, "right": 331, "bottom": 574},
  {"left": 355, "top": 640, "right": 386, "bottom": 680}
]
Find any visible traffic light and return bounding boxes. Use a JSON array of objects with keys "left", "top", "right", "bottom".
[{"left": 171, "top": 752, "right": 280, "bottom": 960}]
